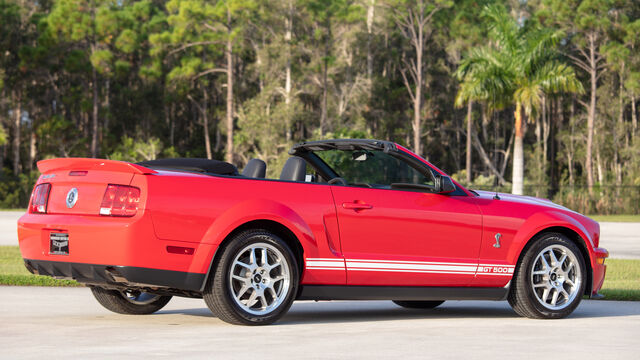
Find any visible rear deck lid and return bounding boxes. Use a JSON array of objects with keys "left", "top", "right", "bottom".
[{"left": 36, "top": 158, "right": 154, "bottom": 216}]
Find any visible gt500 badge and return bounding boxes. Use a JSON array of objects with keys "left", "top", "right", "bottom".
[{"left": 477, "top": 265, "right": 514, "bottom": 274}]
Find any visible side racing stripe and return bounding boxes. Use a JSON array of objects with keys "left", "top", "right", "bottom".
[{"left": 305, "top": 258, "right": 514, "bottom": 276}]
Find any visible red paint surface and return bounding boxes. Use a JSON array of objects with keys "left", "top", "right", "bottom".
[{"left": 18, "top": 148, "right": 607, "bottom": 295}]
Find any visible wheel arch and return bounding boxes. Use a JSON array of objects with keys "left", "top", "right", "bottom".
[
  {"left": 198, "top": 219, "right": 305, "bottom": 293},
  {"left": 513, "top": 226, "right": 593, "bottom": 296}
]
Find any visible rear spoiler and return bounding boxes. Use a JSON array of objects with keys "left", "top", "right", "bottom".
[{"left": 37, "top": 158, "right": 157, "bottom": 175}]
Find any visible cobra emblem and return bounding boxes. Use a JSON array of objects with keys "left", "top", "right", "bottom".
[
  {"left": 66, "top": 188, "right": 78, "bottom": 209},
  {"left": 493, "top": 233, "right": 502, "bottom": 248}
]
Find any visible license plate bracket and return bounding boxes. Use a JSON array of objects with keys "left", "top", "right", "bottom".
[{"left": 49, "top": 232, "right": 69, "bottom": 255}]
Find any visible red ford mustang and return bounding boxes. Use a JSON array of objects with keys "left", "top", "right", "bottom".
[{"left": 18, "top": 139, "right": 608, "bottom": 325}]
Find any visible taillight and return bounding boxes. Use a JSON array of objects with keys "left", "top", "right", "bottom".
[
  {"left": 30, "top": 183, "right": 52, "bottom": 214},
  {"left": 99, "top": 184, "right": 141, "bottom": 217}
]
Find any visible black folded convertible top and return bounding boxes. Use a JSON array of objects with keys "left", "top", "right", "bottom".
[
  {"left": 289, "top": 139, "right": 396, "bottom": 154},
  {"left": 137, "top": 158, "right": 239, "bottom": 176}
]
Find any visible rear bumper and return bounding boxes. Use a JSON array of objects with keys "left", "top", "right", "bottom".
[
  {"left": 17, "top": 212, "right": 215, "bottom": 281},
  {"left": 24, "top": 259, "right": 205, "bottom": 292},
  {"left": 591, "top": 247, "right": 608, "bottom": 297}
]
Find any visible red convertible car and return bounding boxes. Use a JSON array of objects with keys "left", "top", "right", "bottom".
[{"left": 18, "top": 139, "right": 608, "bottom": 325}]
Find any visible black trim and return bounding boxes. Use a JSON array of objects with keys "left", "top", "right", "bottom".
[
  {"left": 290, "top": 139, "right": 396, "bottom": 154},
  {"left": 297, "top": 285, "right": 509, "bottom": 301},
  {"left": 23, "top": 259, "right": 205, "bottom": 292},
  {"left": 137, "top": 158, "right": 239, "bottom": 176}
]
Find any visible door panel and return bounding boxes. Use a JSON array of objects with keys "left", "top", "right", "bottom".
[{"left": 330, "top": 186, "right": 483, "bottom": 286}]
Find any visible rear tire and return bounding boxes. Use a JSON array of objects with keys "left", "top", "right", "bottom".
[
  {"left": 203, "top": 230, "right": 299, "bottom": 325},
  {"left": 508, "top": 233, "right": 586, "bottom": 319},
  {"left": 392, "top": 300, "right": 444, "bottom": 309},
  {"left": 90, "top": 287, "right": 172, "bottom": 315}
]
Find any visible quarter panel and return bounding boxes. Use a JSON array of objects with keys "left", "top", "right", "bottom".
[{"left": 145, "top": 174, "right": 345, "bottom": 285}]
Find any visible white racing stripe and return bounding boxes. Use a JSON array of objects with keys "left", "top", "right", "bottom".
[{"left": 305, "top": 257, "right": 515, "bottom": 276}]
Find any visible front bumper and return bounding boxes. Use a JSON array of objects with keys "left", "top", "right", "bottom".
[{"left": 591, "top": 247, "right": 608, "bottom": 297}]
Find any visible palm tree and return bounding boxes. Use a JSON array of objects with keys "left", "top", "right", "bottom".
[{"left": 456, "top": 5, "right": 583, "bottom": 195}]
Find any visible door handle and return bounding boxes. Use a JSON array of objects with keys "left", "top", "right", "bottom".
[{"left": 342, "top": 202, "right": 373, "bottom": 211}]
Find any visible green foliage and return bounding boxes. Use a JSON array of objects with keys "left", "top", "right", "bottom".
[
  {"left": 109, "top": 136, "right": 175, "bottom": 162},
  {"left": 0, "top": 170, "right": 40, "bottom": 209},
  {"left": 552, "top": 186, "right": 640, "bottom": 215},
  {"left": 0, "top": 125, "right": 6, "bottom": 146},
  {"left": 0, "top": 0, "right": 639, "bottom": 215},
  {"left": 456, "top": 4, "right": 583, "bottom": 117}
]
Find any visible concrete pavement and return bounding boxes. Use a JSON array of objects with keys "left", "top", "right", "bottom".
[
  {"left": 599, "top": 222, "right": 640, "bottom": 259},
  {"left": 0, "top": 286, "right": 638, "bottom": 359},
  {"left": 0, "top": 211, "right": 23, "bottom": 246}
]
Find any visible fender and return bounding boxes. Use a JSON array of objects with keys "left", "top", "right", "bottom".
[
  {"left": 201, "top": 198, "right": 316, "bottom": 247},
  {"left": 195, "top": 198, "right": 317, "bottom": 268},
  {"left": 194, "top": 198, "right": 319, "bottom": 291},
  {"left": 507, "top": 210, "right": 596, "bottom": 266}
]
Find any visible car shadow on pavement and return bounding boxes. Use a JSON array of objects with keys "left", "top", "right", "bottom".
[
  {"left": 279, "top": 302, "right": 519, "bottom": 325},
  {"left": 157, "top": 300, "right": 640, "bottom": 325}
]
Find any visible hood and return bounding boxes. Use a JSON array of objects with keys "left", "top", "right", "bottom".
[{"left": 473, "top": 190, "right": 574, "bottom": 212}]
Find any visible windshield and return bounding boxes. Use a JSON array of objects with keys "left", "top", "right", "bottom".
[{"left": 315, "top": 149, "right": 434, "bottom": 188}]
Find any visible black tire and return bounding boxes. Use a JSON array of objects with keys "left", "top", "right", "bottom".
[
  {"left": 90, "top": 287, "right": 172, "bottom": 315},
  {"left": 392, "top": 300, "right": 445, "bottom": 309},
  {"left": 508, "top": 232, "right": 586, "bottom": 319},
  {"left": 203, "top": 230, "right": 299, "bottom": 325}
]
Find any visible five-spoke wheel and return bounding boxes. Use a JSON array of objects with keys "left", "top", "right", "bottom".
[
  {"left": 204, "top": 230, "right": 298, "bottom": 325},
  {"left": 228, "top": 243, "right": 291, "bottom": 316},
  {"left": 508, "top": 233, "right": 586, "bottom": 319},
  {"left": 530, "top": 244, "right": 582, "bottom": 310}
]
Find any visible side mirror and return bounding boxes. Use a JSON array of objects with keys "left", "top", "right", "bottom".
[{"left": 435, "top": 175, "right": 456, "bottom": 194}]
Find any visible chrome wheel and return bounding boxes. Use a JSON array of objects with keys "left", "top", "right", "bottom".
[
  {"left": 119, "top": 290, "right": 161, "bottom": 305},
  {"left": 530, "top": 244, "right": 582, "bottom": 311},
  {"left": 228, "top": 242, "right": 291, "bottom": 316}
]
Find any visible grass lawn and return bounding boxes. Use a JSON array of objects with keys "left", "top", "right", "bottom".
[
  {"left": 598, "top": 259, "right": 640, "bottom": 301},
  {"left": 588, "top": 214, "right": 640, "bottom": 222},
  {"left": 0, "top": 246, "right": 638, "bottom": 301},
  {"left": 0, "top": 246, "right": 79, "bottom": 286}
]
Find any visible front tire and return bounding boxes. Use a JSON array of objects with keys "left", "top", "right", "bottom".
[
  {"left": 508, "top": 233, "right": 586, "bottom": 319},
  {"left": 392, "top": 300, "right": 444, "bottom": 309},
  {"left": 90, "top": 287, "right": 172, "bottom": 315},
  {"left": 203, "top": 230, "right": 299, "bottom": 325}
]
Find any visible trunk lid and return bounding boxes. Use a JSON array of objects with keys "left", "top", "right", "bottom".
[{"left": 36, "top": 158, "right": 154, "bottom": 216}]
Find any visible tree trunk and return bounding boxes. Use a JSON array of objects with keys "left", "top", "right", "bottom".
[
  {"left": 512, "top": 102, "right": 524, "bottom": 195},
  {"left": 568, "top": 99, "right": 575, "bottom": 186},
  {"left": 91, "top": 67, "right": 99, "bottom": 158},
  {"left": 472, "top": 130, "right": 507, "bottom": 185},
  {"left": 595, "top": 145, "right": 603, "bottom": 185},
  {"left": 321, "top": 43, "right": 329, "bottom": 135},
  {"left": 412, "top": 23, "right": 423, "bottom": 157},
  {"left": 104, "top": 78, "right": 110, "bottom": 132},
  {"left": 203, "top": 88, "right": 212, "bottom": 160},
  {"left": 465, "top": 100, "right": 472, "bottom": 184},
  {"left": 585, "top": 34, "right": 597, "bottom": 194},
  {"left": 366, "top": 0, "right": 375, "bottom": 81},
  {"left": 320, "top": 19, "right": 331, "bottom": 136},
  {"left": 632, "top": 93, "right": 637, "bottom": 137},
  {"left": 12, "top": 91, "right": 21, "bottom": 176},
  {"left": 535, "top": 113, "right": 542, "bottom": 197},
  {"left": 225, "top": 9, "right": 234, "bottom": 164},
  {"left": 285, "top": 0, "right": 293, "bottom": 141},
  {"left": 28, "top": 128, "right": 36, "bottom": 172}
]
